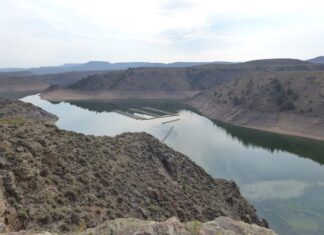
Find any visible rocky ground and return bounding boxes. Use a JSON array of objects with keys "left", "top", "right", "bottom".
[
  {"left": 1, "top": 217, "right": 277, "bottom": 235},
  {"left": 0, "top": 98, "right": 268, "bottom": 233}
]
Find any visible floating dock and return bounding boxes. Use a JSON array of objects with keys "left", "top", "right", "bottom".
[
  {"left": 129, "top": 108, "right": 160, "bottom": 118},
  {"left": 114, "top": 107, "right": 179, "bottom": 121},
  {"left": 113, "top": 110, "right": 146, "bottom": 120},
  {"left": 162, "top": 119, "right": 180, "bottom": 124},
  {"left": 142, "top": 107, "right": 178, "bottom": 116}
]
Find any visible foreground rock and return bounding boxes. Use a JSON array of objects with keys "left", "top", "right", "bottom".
[
  {"left": 2, "top": 217, "right": 277, "bottom": 235},
  {"left": 0, "top": 99, "right": 267, "bottom": 232}
]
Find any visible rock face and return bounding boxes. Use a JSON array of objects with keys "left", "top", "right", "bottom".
[
  {"left": 0, "top": 217, "right": 277, "bottom": 235},
  {"left": 0, "top": 99, "right": 266, "bottom": 233}
]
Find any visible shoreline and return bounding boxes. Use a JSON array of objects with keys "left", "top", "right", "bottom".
[
  {"left": 39, "top": 89, "right": 324, "bottom": 142},
  {"left": 241, "top": 124, "right": 324, "bottom": 142},
  {"left": 188, "top": 100, "right": 324, "bottom": 142}
]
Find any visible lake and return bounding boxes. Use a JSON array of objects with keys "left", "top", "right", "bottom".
[{"left": 22, "top": 94, "right": 324, "bottom": 235}]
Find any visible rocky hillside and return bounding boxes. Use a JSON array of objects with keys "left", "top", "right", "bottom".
[
  {"left": 0, "top": 75, "right": 48, "bottom": 94},
  {"left": 68, "top": 59, "right": 323, "bottom": 91},
  {"left": 0, "top": 98, "right": 57, "bottom": 123},
  {"left": 67, "top": 66, "right": 243, "bottom": 92},
  {"left": 0, "top": 99, "right": 267, "bottom": 233},
  {"left": 0, "top": 71, "right": 109, "bottom": 99},
  {"left": 0, "top": 217, "right": 276, "bottom": 235},
  {"left": 190, "top": 70, "right": 324, "bottom": 140},
  {"left": 41, "top": 59, "right": 324, "bottom": 101},
  {"left": 308, "top": 56, "right": 324, "bottom": 64}
]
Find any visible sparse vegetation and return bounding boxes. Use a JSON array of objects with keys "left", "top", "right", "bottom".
[
  {"left": 0, "top": 98, "right": 265, "bottom": 232},
  {"left": 190, "top": 70, "right": 324, "bottom": 140}
]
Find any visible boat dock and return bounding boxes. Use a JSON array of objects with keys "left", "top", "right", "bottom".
[
  {"left": 142, "top": 107, "right": 178, "bottom": 116},
  {"left": 114, "top": 107, "right": 180, "bottom": 121},
  {"left": 162, "top": 119, "right": 180, "bottom": 124},
  {"left": 129, "top": 108, "right": 160, "bottom": 118},
  {"left": 113, "top": 110, "right": 146, "bottom": 120}
]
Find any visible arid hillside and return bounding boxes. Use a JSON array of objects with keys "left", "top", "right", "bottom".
[
  {"left": 69, "top": 59, "right": 324, "bottom": 91},
  {"left": 190, "top": 70, "right": 324, "bottom": 140},
  {"left": 0, "top": 98, "right": 267, "bottom": 233},
  {"left": 66, "top": 65, "right": 247, "bottom": 92},
  {"left": 308, "top": 56, "right": 324, "bottom": 64},
  {"left": 0, "top": 75, "right": 49, "bottom": 92},
  {"left": 0, "top": 71, "right": 111, "bottom": 99},
  {"left": 42, "top": 59, "right": 324, "bottom": 101}
]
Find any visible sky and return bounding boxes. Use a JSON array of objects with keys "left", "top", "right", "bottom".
[{"left": 0, "top": 0, "right": 324, "bottom": 67}]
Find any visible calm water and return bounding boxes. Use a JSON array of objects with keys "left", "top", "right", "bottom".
[{"left": 22, "top": 95, "right": 324, "bottom": 235}]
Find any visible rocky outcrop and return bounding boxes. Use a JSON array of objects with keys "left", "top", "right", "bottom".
[
  {"left": 80, "top": 217, "right": 276, "bottom": 235},
  {"left": 0, "top": 99, "right": 267, "bottom": 233},
  {"left": 1, "top": 217, "right": 277, "bottom": 235},
  {"left": 0, "top": 98, "right": 57, "bottom": 124}
]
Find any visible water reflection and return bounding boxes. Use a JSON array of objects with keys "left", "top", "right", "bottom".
[
  {"left": 67, "top": 99, "right": 190, "bottom": 113},
  {"left": 64, "top": 99, "right": 324, "bottom": 167},
  {"left": 215, "top": 121, "right": 324, "bottom": 165}
]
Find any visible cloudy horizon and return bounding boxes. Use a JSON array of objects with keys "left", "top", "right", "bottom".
[{"left": 1, "top": 0, "right": 324, "bottom": 68}]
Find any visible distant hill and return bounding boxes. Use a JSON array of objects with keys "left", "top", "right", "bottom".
[
  {"left": 0, "top": 61, "right": 219, "bottom": 75},
  {"left": 0, "top": 73, "right": 49, "bottom": 99},
  {"left": 40, "top": 58, "right": 324, "bottom": 102},
  {"left": 243, "top": 58, "right": 311, "bottom": 66},
  {"left": 307, "top": 56, "right": 324, "bottom": 64},
  {"left": 2, "top": 58, "right": 318, "bottom": 75},
  {"left": 67, "top": 58, "right": 324, "bottom": 92},
  {"left": 200, "top": 58, "right": 319, "bottom": 70},
  {"left": 189, "top": 70, "right": 324, "bottom": 140},
  {"left": 0, "top": 70, "right": 111, "bottom": 99}
]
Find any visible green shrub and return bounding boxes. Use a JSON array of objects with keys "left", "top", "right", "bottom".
[{"left": 17, "top": 210, "right": 28, "bottom": 221}]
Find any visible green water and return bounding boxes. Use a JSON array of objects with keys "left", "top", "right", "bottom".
[{"left": 22, "top": 95, "right": 324, "bottom": 235}]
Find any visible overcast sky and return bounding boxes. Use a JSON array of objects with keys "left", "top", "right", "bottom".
[{"left": 0, "top": 0, "right": 324, "bottom": 67}]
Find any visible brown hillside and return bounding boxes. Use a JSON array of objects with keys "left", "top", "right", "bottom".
[
  {"left": 190, "top": 70, "right": 324, "bottom": 140},
  {"left": 40, "top": 59, "right": 324, "bottom": 102}
]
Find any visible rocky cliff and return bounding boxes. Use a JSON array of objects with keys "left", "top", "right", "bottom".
[{"left": 0, "top": 98, "right": 267, "bottom": 233}]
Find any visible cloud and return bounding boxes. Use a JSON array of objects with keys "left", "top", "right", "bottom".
[{"left": 0, "top": 0, "right": 324, "bottom": 67}]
